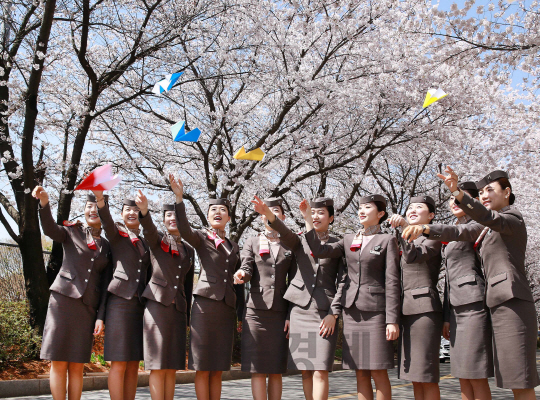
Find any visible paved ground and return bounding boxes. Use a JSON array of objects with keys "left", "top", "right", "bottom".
[{"left": 5, "top": 359, "right": 540, "bottom": 400}]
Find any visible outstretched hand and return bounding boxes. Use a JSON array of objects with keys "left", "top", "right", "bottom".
[
  {"left": 251, "top": 195, "right": 274, "bottom": 222},
  {"left": 32, "top": 186, "right": 49, "bottom": 207},
  {"left": 402, "top": 225, "right": 425, "bottom": 243},
  {"left": 135, "top": 190, "right": 148, "bottom": 216},
  {"left": 169, "top": 173, "right": 184, "bottom": 201},
  {"left": 389, "top": 214, "right": 408, "bottom": 229},
  {"left": 437, "top": 165, "right": 459, "bottom": 193},
  {"left": 299, "top": 199, "right": 311, "bottom": 219}
]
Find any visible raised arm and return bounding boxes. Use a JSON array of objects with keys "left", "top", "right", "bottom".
[
  {"left": 456, "top": 193, "right": 523, "bottom": 234},
  {"left": 305, "top": 230, "right": 344, "bottom": 258},
  {"left": 95, "top": 197, "right": 119, "bottom": 241},
  {"left": 33, "top": 186, "right": 68, "bottom": 243},
  {"left": 136, "top": 190, "right": 161, "bottom": 248},
  {"left": 385, "top": 237, "right": 401, "bottom": 324},
  {"left": 251, "top": 195, "right": 301, "bottom": 250},
  {"left": 170, "top": 174, "right": 201, "bottom": 248},
  {"left": 399, "top": 236, "right": 442, "bottom": 265}
]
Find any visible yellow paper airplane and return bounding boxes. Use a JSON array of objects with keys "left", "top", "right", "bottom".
[
  {"left": 233, "top": 146, "right": 265, "bottom": 161},
  {"left": 422, "top": 88, "right": 448, "bottom": 108}
]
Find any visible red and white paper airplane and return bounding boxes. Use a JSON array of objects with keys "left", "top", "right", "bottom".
[{"left": 75, "top": 164, "right": 122, "bottom": 191}]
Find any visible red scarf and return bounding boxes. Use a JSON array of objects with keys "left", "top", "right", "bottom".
[{"left": 63, "top": 220, "right": 100, "bottom": 250}]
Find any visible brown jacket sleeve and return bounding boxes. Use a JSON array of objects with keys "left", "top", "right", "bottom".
[
  {"left": 267, "top": 217, "right": 301, "bottom": 251},
  {"left": 427, "top": 221, "right": 484, "bottom": 243},
  {"left": 385, "top": 237, "right": 401, "bottom": 324},
  {"left": 39, "top": 203, "right": 68, "bottom": 243},
  {"left": 305, "top": 229, "right": 345, "bottom": 259},
  {"left": 239, "top": 237, "right": 255, "bottom": 282},
  {"left": 174, "top": 201, "right": 202, "bottom": 248},
  {"left": 97, "top": 202, "right": 120, "bottom": 241},
  {"left": 97, "top": 258, "right": 113, "bottom": 321},
  {"left": 400, "top": 235, "right": 442, "bottom": 264},
  {"left": 139, "top": 211, "right": 160, "bottom": 248},
  {"left": 457, "top": 193, "right": 523, "bottom": 235},
  {"left": 328, "top": 256, "right": 347, "bottom": 316}
]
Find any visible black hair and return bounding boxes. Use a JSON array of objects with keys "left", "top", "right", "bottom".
[
  {"left": 462, "top": 189, "right": 479, "bottom": 199},
  {"left": 494, "top": 177, "right": 515, "bottom": 205},
  {"left": 374, "top": 201, "right": 388, "bottom": 223},
  {"left": 327, "top": 205, "right": 334, "bottom": 224}
]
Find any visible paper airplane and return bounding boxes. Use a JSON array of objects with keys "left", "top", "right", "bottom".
[
  {"left": 152, "top": 72, "right": 184, "bottom": 94},
  {"left": 422, "top": 88, "right": 448, "bottom": 108},
  {"left": 233, "top": 146, "right": 265, "bottom": 161},
  {"left": 75, "top": 164, "right": 121, "bottom": 191},
  {"left": 171, "top": 120, "right": 202, "bottom": 142}
]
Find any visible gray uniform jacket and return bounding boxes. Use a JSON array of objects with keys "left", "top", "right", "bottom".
[
  {"left": 39, "top": 203, "right": 112, "bottom": 320},
  {"left": 98, "top": 203, "right": 151, "bottom": 301},
  {"left": 240, "top": 235, "right": 296, "bottom": 312},
  {"left": 305, "top": 230, "right": 401, "bottom": 324},
  {"left": 267, "top": 218, "right": 346, "bottom": 316},
  {"left": 428, "top": 193, "right": 533, "bottom": 308},
  {"left": 441, "top": 220, "right": 486, "bottom": 322},
  {"left": 139, "top": 211, "right": 195, "bottom": 321},
  {"left": 399, "top": 235, "right": 443, "bottom": 315},
  {"left": 174, "top": 202, "right": 245, "bottom": 320}
]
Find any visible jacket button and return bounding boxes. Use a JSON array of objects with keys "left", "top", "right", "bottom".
[
  {"left": 176, "top": 276, "right": 179, "bottom": 279},
  {"left": 311, "top": 284, "right": 315, "bottom": 287},
  {"left": 271, "top": 285, "right": 274, "bottom": 289},
  {"left": 88, "top": 269, "right": 91, "bottom": 272},
  {"left": 174, "top": 286, "right": 177, "bottom": 289},
  {"left": 272, "top": 264, "right": 275, "bottom": 268},
  {"left": 136, "top": 279, "right": 140, "bottom": 282},
  {"left": 224, "top": 279, "right": 227, "bottom": 282},
  {"left": 91, "top": 258, "right": 94, "bottom": 261},
  {"left": 178, "top": 266, "right": 181, "bottom": 268},
  {"left": 85, "top": 279, "right": 88, "bottom": 282},
  {"left": 137, "top": 269, "right": 140, "bottom": 273},
  {"left": 139, "top": 259, "right": 142, "bottom": 262},
  {"left": 313, "top": 273, "right": 316, "bottom": 277},
  {"left": 224, "top": 269, "right": 228, "bottom": 272},
  {"left": 226, "top": 259, "right": 229, "bottom": 263},
  {"left": 271, "top": 275, "right": 274, "bottom": 278}
]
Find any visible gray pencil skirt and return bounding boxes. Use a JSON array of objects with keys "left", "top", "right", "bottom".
[
  {"left": 448, "top": 302, "right": 494, "bottom": 379},
  {"left": 398, "top": 311, "right": 443, "bottom": 383},
  {"left": 143, "top": 299, "right": 187, "bottom": 370},
  {"left": 491, "top": 298, "right": 540, "bottom": 389},
  {"left": 342, "top": 307, "right": 394, "bottom": 370},
  {"left": 188, "top": 295, "right": 236, "bottom": 371},
  {"left": 40, "top": 292, "right": 97, "bottom": 363},
  {"left": 104, "top": 294, "right": 144, "bottom": 362},
  {"left": 288, "top": 301, "right": 338, "bottom": 371},
  {"left": 241, "top": 307, "right": 288, "bottom": 374}
]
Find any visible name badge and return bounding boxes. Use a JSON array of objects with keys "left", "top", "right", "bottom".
[{"left": 370, "top": 250, "right": 381, "bottom": 255}]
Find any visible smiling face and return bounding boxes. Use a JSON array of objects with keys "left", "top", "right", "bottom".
[
  {"left": 357, "top": 202, "right": 385, "bottom": 227},
  {"left": 261, "top": 206, "right": 285, "bottom": 229},
  {"left": 208, "top": 205, "right": 230, "bottom": 231},
  {"left": 122, "top": 205, "right": 140, "bottom": 229},
  {"left": 311, "top": 207, "right": 333, "bottom": 232},
  {"left": 406, "top": 203, "right": 435, "bottom": 225},
  {"left": 85, "top": 202, "right": 101, "bottom": 229},
  {"left": 164, "top": 211, "right": 179, "bottom": 234},
  {"left": 448, "top": 196, "right": 465, "bottom": 218},
  {"left": 479, "top": 181, "right": 510, "bottom": 211}
]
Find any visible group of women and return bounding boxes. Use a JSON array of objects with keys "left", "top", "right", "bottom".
[{"left": 33, "top": 166, "right": 539, "bottom": 400}]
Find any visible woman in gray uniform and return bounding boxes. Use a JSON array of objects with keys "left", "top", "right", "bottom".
[
  {"left": 233, "top": 197, "right": 296, "bottom": 400},
  {"left": 135, "top": 191, "right": 195, "bottom": 400},
  {"left": 301, "top": 195, "right": 400, "bottom": 400},
  {"left": 169, "top": 174, "right": 244, "bottom": 400},
  {"left": 93, "top": 191, "right": 151, "bottom": 400},
  {"left": 389, "top": 196, "right": 442, "bottom": 400},
  {"left": 441, "top": 181, "right": 493, "bottom": 400},
  {"left": 252, "top": 195, "right": 346, "bottom": 400},
  {"left": 405, "top": 167, "right": 540, "bottom": 400},
  {"left": 33, "top": 187, "right": 111, "bottom": 400}
]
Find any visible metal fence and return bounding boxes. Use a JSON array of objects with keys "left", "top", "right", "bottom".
[{"left": 0, "top": 243, "right": 51, "bottom": 302}]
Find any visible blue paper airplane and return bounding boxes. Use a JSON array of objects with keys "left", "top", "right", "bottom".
[
  {"left": 171, "top": 120, "right": 202, "bottom": 142},
  {"left": 153, "top": 72, "right": 184, "bottom": 94}
]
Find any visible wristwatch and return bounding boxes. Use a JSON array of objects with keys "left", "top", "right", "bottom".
[
  {"left": 451, "top": 189, "right": 461, "bottom": 197},
  {"left": 422, "top": 225, "right": 428, "bottom": 233}
]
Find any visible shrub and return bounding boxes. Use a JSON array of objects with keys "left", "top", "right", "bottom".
[{"left": 0, "top": 301, "right": 42, "bottom": 370}]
